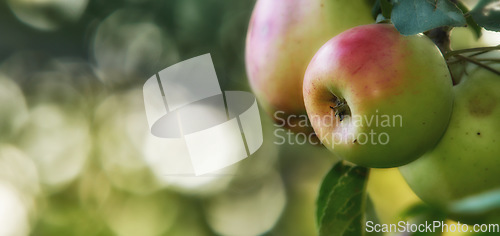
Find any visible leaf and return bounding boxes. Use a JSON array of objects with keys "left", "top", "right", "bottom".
[
  {"left": 316, "top": 162, "right": 351, "bottom": 225},
  {"left": 470, "top": 0, "right": 500, "bottom": 31},
  {"left": 380, "top": 0, "right": 393, "bottom": 19},
  {"left": 365, "top": 195, "right": 383, "bottom": 236},
  {"left": 375, "top": 13, "right": 389, "bottom": 23},
  {"left": 400, "top": 203, "right": 435, "bottom": 220},
  {"left": 391, "top": 0, "right": 467, "bottom": 35},
  {"left": 372, "top": 0, "right": 382, "bottom": 20},
  {"left": 400, "top": 203, "right": 446, "bottom": 221},
  {"left": 455, "top": 1, "right": 482, "bottom": 38},
  {"left": 372, "top": 0, "right": 393, "bottom": 20},
  {"left": 317, "top": 162, "right": 370, "bottom": 236},
  {"left": 399, "top": 203, "right": 447, "bottom": 236},
  {"left": 449, "top": 188, "right": 500, "bottom": 215}
]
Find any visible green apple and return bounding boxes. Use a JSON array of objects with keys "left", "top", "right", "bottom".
[
  {"left": 303, "top": 24, "right": 454, "bottom": 168},
  {"left": 246, "top": 0, "right": 373, "bottom": 134},
  {"left": 400, "top": 55, "right": 500, "bottom": 223},
  {"left": 367, "top": 168, "right": 422, "bottom": 225}
]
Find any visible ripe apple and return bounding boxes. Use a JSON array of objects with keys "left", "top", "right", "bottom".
[
  {"left": 303, "top": 24, "right": 454, "bottom": 168},
  {"left": 367, "top": 168, "right": 421, "bottom": 224},
  {"left": 399, "top": 55, "right": 500, "bottom": 223},
  {"left": 246, "top": 0, "right": 373, "bottom": 134}
]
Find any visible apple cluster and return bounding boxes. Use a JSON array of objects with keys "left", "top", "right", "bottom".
[
  {"left": 400, "top": 52, "right": 500, "bottom": 223},
  {"left": 245, "top": 0, "right": 500, "bottom": 224}
]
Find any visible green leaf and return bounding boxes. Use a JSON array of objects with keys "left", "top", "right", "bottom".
[
  {"left": 317, "top": 162, "right": 370, "bottom": 236},
  {"left": 372, "top": 0, "right": 382, "bottom": 20},
  {"left": 400, "top": 203, "right": 435, "bottom": 220},
  {"left": 375, "top": 13, "right": 389, "bottom": 23},
  {"left": 365, "top": 195, "right": 383, "bottom": 236},
  {"left": 371, "top": 0, "right": 393, "bottom": 20},
  {"left": 391, "top": 0, "right": 467, "bottom": 35},
  {"left": 400, "top": 203, "right": 447, "bottom": 221},
  {"left": 470, "top": 0, "right": 500, "bottom": 31},
  {"left": 316, "top": 162, "right": 351, "bottom": 225},
  {"left": 449, "top": 188, "right": 500, "bottom": 215},
  {"left": 455, "top": 1, "right": 482, "bottom": 38},
  {"left": 399, "top": 203, "right": 447, "bottom": 236},
  {"left": 380, "top": 0, "right": 393, "bottom": 19}
]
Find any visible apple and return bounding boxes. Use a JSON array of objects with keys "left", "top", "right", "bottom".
[
  {"left": 367, "top": 168, "right": 421, "bottom": 224},
  {"left": 399, "top": 54, "right": 500, "bottom": 223},
  {"left": 303, "top": 24, "right": 454, "bottom": 168},
  {"left": 246, "top": 0, "right": 373, "bottom": 134}
]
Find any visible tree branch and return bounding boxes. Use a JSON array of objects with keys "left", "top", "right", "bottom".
[{"left": 454, "top": 54, "right": 500, "bottom": 76}]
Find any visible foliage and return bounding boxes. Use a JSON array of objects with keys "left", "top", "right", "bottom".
[
  {"left": 318, "top": 0, "right": 500, "bottom": 235},
  {"left": 316, "top": 162, "right": 370, "bottom": 236}
]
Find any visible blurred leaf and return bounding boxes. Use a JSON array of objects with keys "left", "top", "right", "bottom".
[
  {"left": 399, "top": 203, "right": 447, "bottom": 236},
  {"left": 365, "top": 195, "right": 383, "bottom": 236},
  {"left": 400, "top": 203, "right": 446, "bottom": 221},
  {"left": 376, "top": 13, "right": 389, "bottom": 23},
  {"left": 391, "top": 0, "right": 466, "bottom": 35},
  {"left": 455, "top": 1, "right": 483, "bottom": 38},
  {"left": 372, "top": 0, "right": 382, "bottom": 20},
  {"left": 316, "top": 162, "right": 350, "bottom": 225},
  {"left": 317, "top": 162, "right": 369, "bottom": 236},
  {"left": 470, "top": 0, "right": 500, "bottom": 31},
  {"left": 399, "top": 203, "right": 430, "bottom": 221},
  {"left": 450, "top": 188, "right": 500, "bottom": 215},
  {"left": 380, "top": 0, "right": 393, "bottom": 19}
]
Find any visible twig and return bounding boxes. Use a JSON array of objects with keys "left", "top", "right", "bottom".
[
  {"left": 453, "top": 54, "right": 500, "bottom": 76},
  {"left": 448, "top": 58, "right": 500, "bottom": 64},
  {"left": 445, "top": 45, "right": 500, "bottom": 59},
  {"left": 474, "top": 58, "right": 500, "bottom": 62},
  {"left": 469, "top": 50, "right": 492, "bottom": 57}
]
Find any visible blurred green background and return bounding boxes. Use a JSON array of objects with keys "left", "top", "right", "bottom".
[
  {"left": 0, "top": 0, "right": 338, "bottom": 235},
  {"left": 0, "top": 0, "right": 498, "bottom": 236}
]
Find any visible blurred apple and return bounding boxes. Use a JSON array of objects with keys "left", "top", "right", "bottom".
[
  {"left": 245, "top": 0, "right": 373, "bottom": 134},
  {"left": 450, "top": 27, "right": 485, "bottom": 51},
  {"left": 400, "top": 54, "right": 500, "bottom": 223}
]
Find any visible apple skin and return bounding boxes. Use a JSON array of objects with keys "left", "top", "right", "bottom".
[
  {"left": 245, "top": 0, "right": 373, "bottom": 133},
  {"left": 303, "top": 24, "right": 454, "bottom": 168},
  {"left": 399, "top": 58, "right": 500, "bottom": 223}
]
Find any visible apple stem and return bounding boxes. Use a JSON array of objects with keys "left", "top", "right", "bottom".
[
  {"left": 453, "top": 55, "right": 500, "bottom": 76},
  {"left": 329, "top": 98, "right": 351, "bottom": 121},
  {"left": 425, "top": 26, "right": 458, "bottom": 83},
  {"left": 425, "top": 26, "right": 452, "bottom": 55}
]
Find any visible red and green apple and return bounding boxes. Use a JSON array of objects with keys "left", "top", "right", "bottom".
[
  {"left": 246, "top": 0, "right": 373, "bottom": 134},
  {"left": 303, "top": 24, "right": 454, "bottom": 167}
]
